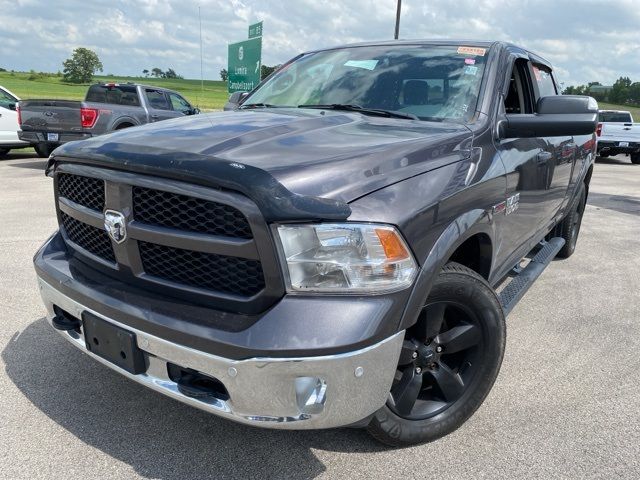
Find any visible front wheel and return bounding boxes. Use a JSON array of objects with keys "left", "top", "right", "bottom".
[
  {"left": 0, "top": 148, "right": 9, "bottom": 157},
  {"left": 631, "top": 153, "right": 640, "bottom": 165},
  {"left": 367, "top": 262, "right": 506, "bottom": 447}
]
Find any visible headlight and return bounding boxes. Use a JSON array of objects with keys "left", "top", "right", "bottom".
[{"left": 275, "top": 223, "right": 417, "bottom": 293}]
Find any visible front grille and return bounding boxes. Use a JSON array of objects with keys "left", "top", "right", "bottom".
[
  {"left": 58, "top": 174, "right": 105, "bottom": 211},
  {"left": 54, "top": 166, "right": 281, "bottom": 313},
  {"left": 60, "top": 212, "right": 115, "bottom": 263},
  {"left": 133, "top": 186, "right": 252, "bottom": 239},
  {"left": 139, "top": 242, "right": 265, "bottom": 296}
]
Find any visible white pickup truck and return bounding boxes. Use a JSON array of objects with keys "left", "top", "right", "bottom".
[
  {"left": 0, "top": 85, "right": 29, "bottom": 157},
  {"left": 596, "top": 110, "right": 640, "bottom": 164}
]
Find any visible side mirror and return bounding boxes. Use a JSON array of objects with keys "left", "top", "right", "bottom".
[
  {"left": 223, "top": 91, "right": 248, "bottom": 111},
  {"left": 499, "top": 95, "right": 598, "bottom": 138},
  {"left": 189, "top": 107, "right": 200, "bottom": 115},
  {"left": 8, "top": 102, "right": 16, "bottom": 111}
]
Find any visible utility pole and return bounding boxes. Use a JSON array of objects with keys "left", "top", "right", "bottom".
[
  {"left": 394, "top": 0, "right": 402, "bottom": 39},
  {"left": 199, "top": 6, "right": 204, "bottom": 91}
]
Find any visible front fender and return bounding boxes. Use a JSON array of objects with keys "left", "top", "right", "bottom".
[{"left": 396, "top": 208, "right": 495, "bottom": 331}]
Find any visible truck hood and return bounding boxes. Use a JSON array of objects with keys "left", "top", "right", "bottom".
[{"left": 52, "top": 109, "right": 473, "bottom": 220}]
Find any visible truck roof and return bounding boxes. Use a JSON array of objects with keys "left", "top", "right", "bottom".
[
  {"left": 598, "top": 109, "right": 631, "bottom": 114},
  {"left": 94, "top": 82, "right": 174, "bottom": 92}
]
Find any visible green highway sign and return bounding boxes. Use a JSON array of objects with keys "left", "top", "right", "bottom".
[
  {"left": 248, "top": 21, "right": 263, "bottom": 39},
  {"left": 228, "top": 37, "right": 262, "bottom": 93}
]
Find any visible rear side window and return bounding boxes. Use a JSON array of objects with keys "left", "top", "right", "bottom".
[
  {"left": 86, "top": 85, "right": 140, "bottom": 106},
  {"left": 145, "top": 90, "right": 171, "bottom": 110},
  {"left": 598, "top": 111, "right": 632, "bottom": 123},
  {"left": 532, "top": 65, "right": 557, "bottom": 97}
]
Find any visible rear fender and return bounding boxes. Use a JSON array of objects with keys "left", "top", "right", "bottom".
[{"left": 111, "top": 116, "right": 139, "bottom": 130}]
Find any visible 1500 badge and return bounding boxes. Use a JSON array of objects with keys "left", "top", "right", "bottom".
[{"left": 493, "top": 193, "right": 520, "bottom": 216}]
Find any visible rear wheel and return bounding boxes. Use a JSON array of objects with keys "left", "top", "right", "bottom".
[
  {"left": 367, "top": 262, "right": 506, "bottom": 447},
  {"left": 631, "top": 153, "right": 640, "bottom": 165},
  {"left": 555, "top": 185, "right": 586, "bottom": 259},
  {"left": 0, "top": 148, "right": 9, "bottom": 157},
  {"left": 34, "top": 143, "right": 52, "bottom": 158}
]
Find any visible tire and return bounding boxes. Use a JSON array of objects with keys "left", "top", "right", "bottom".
[
  {"left": 631, "top": 153, "right": 640, "bottom": 165},
  {"left": 0, "top": 148, "right": 9, "bottom": 157},
  {"left": 598, "top": 152, "right": 609, "bottom": 158},
  {"left": 115, "top": 123, "right": 134, "bottom": 130},
  {"left": 34, "top": 143, "right": 52, "bottom": 158},
  {"left": 555, "top": 184, "right": 586, "bottom": 259},
  {"left": 367, "top": 262, "right": 506, "bottom": 447}
]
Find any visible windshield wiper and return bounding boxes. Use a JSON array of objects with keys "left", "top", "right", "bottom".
[
  {"left": 240, "top": 103, "right": 278, "bottom": 109},
  {"left": 298, "top": 103, "right": 418, "bottom": 120}
]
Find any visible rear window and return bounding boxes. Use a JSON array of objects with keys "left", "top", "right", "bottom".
[
  {"left": 86, "top": 85, "right": 140, "bottom": 106},
  {"left": 598, "top": 111, "right": 632, "bottom": 123}
]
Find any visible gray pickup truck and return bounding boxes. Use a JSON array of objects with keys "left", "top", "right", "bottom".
[{"left": 18, "top": 83, "right": 200, "bottom": 157}]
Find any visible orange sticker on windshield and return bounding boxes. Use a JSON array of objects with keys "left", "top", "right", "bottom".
[{"left": 457, "top": 46, "right": 486, "bottom": 56}]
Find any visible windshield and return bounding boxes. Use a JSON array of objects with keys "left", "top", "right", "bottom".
[{"left": 244, "top": 44, "right": 488, "bottom": 121}]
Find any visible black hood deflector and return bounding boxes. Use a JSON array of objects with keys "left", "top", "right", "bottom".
[{"left": 48, "top": 146, "right": 351, "bottom": 222}]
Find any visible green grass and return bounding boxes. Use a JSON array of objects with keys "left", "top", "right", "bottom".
[
  {"left": 598, "top": 102, "right": 640, "bottom": 121},
  {"left": 0, "top": 71, "right": 229, "bottom": 110}
]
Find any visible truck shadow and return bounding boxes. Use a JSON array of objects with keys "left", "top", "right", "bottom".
[
  {"left": 3, "top": 319, "right": 388, "bottom": 480},
  {"left": 595, "top": 155, "right": 635, "bottom": 165},
  {"left": 587, "top": 192, "right": 640, "bottom": 216}
]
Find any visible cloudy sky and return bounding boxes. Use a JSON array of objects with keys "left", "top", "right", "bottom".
[{"left": 1, "top": 0, "right": 639, "bottom": 87}]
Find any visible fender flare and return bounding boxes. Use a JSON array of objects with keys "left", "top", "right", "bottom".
[
  {"left": 111, "top": 116, "right": 139, "bottom": 130},
  {"left": 396, "top": 208, "right": 496, "bottom": 331}
]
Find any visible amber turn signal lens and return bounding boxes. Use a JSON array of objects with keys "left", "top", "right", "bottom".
[{"left": 375, "top": 228, "right": 410, "bottom": 261}]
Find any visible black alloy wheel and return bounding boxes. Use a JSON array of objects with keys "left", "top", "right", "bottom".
[
  {"left": 367, "top": 262, "right": 506, "bottom": 447},
  {"left": 389, "top": 301, "right": 484, "bottom": 420}
]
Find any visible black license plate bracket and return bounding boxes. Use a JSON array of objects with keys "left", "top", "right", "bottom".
[{"left": 83, "top": 312, "right": 146, "bottom": 374}]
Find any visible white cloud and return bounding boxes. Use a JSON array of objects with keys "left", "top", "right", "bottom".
[{"left": 0, "top": 0, "right": 638, "bottom": 86}]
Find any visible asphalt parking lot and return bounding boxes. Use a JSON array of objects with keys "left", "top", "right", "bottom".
[{"left": 1, "top": 151, "right": 639, "bottom": 479}]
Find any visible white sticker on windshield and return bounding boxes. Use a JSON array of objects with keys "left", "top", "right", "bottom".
[
  {"left": 457, "top": 46, "right": 486, "bottom": 56},
  {"left": 344, "top": 60, "right": 378, "bottom": 70}
]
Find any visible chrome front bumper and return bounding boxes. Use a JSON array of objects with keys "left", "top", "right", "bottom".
[{"left": 38, "top": 278, "right": 404, "bottom": 429}]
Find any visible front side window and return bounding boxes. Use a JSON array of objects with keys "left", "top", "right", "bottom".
[
  {"left": 245, "top": 45, "right": 489, "bottom": 122},
  {"left": 168, "top": 93, "right": 191, "bottom": 113}
]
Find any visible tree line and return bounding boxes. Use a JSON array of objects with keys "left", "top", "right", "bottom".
[
  {"left": 142, "top": 67, "right": 183, "bottom": 79},
  {"left": 563, "top": 77, "right": 640, "bottom": 106}
]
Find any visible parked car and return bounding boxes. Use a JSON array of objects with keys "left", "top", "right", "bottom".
[
  {"left": 0, "top": 85, "right": 30, "bottom": 157},
  {"left": 18, "top": 83, "right": 200, "bottom": 158},
  {"left": 596, "top": 110, "right": 640, "bottom": 163},
  {"left": 34, "top": 40, "right": 597, "bottom": 446}
]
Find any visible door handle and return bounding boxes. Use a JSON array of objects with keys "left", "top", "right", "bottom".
[
  {"left": 536, "top": 151, "right": 552, "bottom": 164},
  {"left": 151, "top": 114, "right": 160, "bottom": 119}
]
